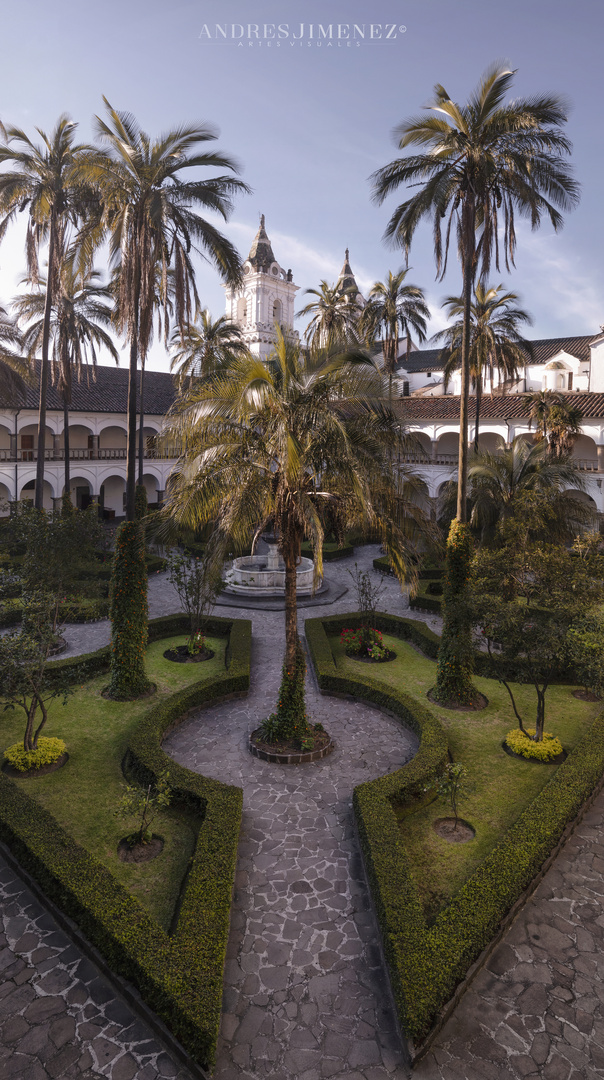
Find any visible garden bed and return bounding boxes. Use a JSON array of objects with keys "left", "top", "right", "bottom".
[
  {"left": 0, "top": 612, "right": 251, "bottom": 1071},
  {"left": 305, "top": 611, "right": 604, "bottom": 1052}
]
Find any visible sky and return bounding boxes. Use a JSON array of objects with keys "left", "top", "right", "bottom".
[{"left": 0, "top": 0, "right": 602, "bottom": 372}]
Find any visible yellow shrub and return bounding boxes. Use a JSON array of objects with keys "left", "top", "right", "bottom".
[
  {"left": 504, "top": 728, "right": 563, "bottom": 762},
  {"left": 4, "top": 737, "right": 67, "bottom": 772}
]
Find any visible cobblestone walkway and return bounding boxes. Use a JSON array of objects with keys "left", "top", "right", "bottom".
[
  {"left": 164, "top": 594, "right": 419, "bottom": 1080},
  {"left": 415, "top": 796, "right": 604, "bottom": 1080},
  {"left": 0, "top": 857, "right": 193, "bottom": 1080}
]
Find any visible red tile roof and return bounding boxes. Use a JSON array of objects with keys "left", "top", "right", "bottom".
[{"left": 395, "top": 392, "right": 604, "bottom": 422}]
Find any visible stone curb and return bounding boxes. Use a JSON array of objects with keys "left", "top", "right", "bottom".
[
  {"left": 248, "top": 734, "right": 334, "bottom": 764},
  {"left": 408, "top": 763, "right": 604, "bottom": 1066},
  {"left": 0, "top": 840, "right": 210, "bottom": 1080}
]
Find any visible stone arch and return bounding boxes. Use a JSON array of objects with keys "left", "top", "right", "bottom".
[
  {"left": 18, "top": 423, "right": 53, "bottom": 460},
  {"left": 477, "top": 431, "right": 505, "bottom": 454},
  {"left": 272, "top": 298, "right": 282, "bottom": 322},
  {"left": 0, "top": 481, "right": 10, "bottom": 515},
  {"left": 435, "top": 432, "right": 459, "bottom": 460},
  {"left": 99, "top": 473, "right": 126, "bottom": 517},
  {"left": 66, "top": 475, "right": 93, "bottom": 510},
  {"left": 20, "top": 478, "right": 54, "bottom": 510},
  {"left": 0, "top": 424, "right": 11, "bottom": 454},
  {"left": 573, "top": 435, "right": 598, "bottom": 470}
]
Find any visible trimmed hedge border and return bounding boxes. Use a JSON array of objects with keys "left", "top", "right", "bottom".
[
  {"left": 305, "top": 611, "right": 604, "bottom": 1052},
  {"left": 301, "top": 541, "right": 354, "bottom": 562},
  {"left": 0, "top": 613, "right": 251, "bottom": 1070}
]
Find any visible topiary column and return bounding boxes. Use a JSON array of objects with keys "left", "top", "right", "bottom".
[
  {"left": 272, "top": 637, "right": 310, "bottom": 741},
  {"left": 433, "top": 519, "right": 477, "bottom": 707},
  {"left": 107, "top": 520, "right": 152, "bottom": 700}
]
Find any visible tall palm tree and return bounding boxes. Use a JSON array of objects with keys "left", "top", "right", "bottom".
[
  {"left": 88, "top": 100, "right": 250, "bottom": 520},
  {"left": 297, "top": 281, "right": 362, "bottom": 351},
  {"left": 14, "top": 266, "right": 119, "bottom": 494},
  {"left": 528, "top": 390, "right": 583, "bottom": 458},
  {"left": 169, "top": 308, "right": 248, "bottom": 387},
  {"left": 435, "top": 283, "right": 532, "bottom": 450},
  {"left": 371, "top": 64, "right": 579, "bottom": 522},
  {"left": 359, "top": 268, "right": 429, "bottom": 400},
  {"left": 0, "top": 117, "right": 96, "bottom": 509},
  {"left": 162, "top": 329, "right": 429, "bottom": 732}
]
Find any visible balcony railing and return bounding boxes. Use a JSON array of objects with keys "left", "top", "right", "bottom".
[{"left": 0, "top": 446, "right": 180, "bottom": 463}]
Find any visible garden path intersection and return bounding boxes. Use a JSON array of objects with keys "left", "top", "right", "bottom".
[{"left": 2, "top": 546, "right": 604, "bottom": 1079}]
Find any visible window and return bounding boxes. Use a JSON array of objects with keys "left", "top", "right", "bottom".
[
  {"left": 273, "top": 299, "right": 282, "bottom": 322},
  {"left": 567, "top": 372, "right": 573, "bottom": 391},
  {"left": 426, "top": 372, "right": 432, "bottom": 378}
]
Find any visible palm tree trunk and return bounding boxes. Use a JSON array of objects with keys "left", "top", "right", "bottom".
[
  {"left": 35, "top": 213, "right": 57, "bottom": 511},
  {"left": 137, "top": 361, "right": 145, "bottom": 485},
  {"left": 63, "top": 395, "right": 70, "bottom": 494},
  {"left": 474, "top": 379, "right": 482, "bottom": 454},
  {"left": 457, "top": 196, "right": 476, "bottom": 523},
  {"left": 126, "top": 275, "right": 141, "bottom": 523},
  {"left": 284, "top": 544, "right": 298, "bottom": 673}
]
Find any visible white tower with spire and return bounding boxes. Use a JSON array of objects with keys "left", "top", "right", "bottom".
[{"left": 224, "top": 215, "right": 299, "bottom": 360}]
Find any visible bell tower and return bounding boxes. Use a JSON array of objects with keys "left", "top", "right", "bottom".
[{"left": 224, "top": 215, "right": 299, "bottom": 359}]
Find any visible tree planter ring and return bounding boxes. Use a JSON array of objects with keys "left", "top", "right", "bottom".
[{"left": 249, "top": 729, "right": 334, "bottom": 764}]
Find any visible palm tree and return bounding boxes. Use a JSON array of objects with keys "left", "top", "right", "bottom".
[
  {"left": 0, "top": 305, "right": 29, "bottom": 399},
  {"left": 297, "top": 281, "right": 362, "bottom": 351},
  {"left": 162, "top": 329, "right": 429, "bottom": 734},
  {"left": 371, "top": 63, "right": 579, "bottom": 522},
  {"left": 88, "top": 100, "right": 250, "bottom": 520},
  {"left": 359, "top": 269, "right": 429, "bottom": 399},
  {"left": 0, "top": 116, "right": 96, "bottom": 509},
  {"left": 169, "top": 308, "right": 248, "bottom": 387},
  {"left": 14, "top": 266, "right": 119, "bottom": 494},
  {"left": 440, "top": 437, "right": 592, "bottom": 541},
  {"left": 435, "top": 284, "right": 532, "bottom": 450},
  {"left": 528, "top": 390, "right": 583, "bottom": 458}
]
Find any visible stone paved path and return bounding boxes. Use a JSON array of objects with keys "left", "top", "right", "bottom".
[
  {"left": 0, "top": 856, "right": 193, "bottom": 1080},
  {"left": 164, "top": 583, "right": 419, "bottom": 1080}
]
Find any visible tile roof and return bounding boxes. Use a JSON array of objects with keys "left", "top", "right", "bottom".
[
  {"left": 7, "top": 362, "right": 176, "bottom": 416},
  {"left": 396, "top": 335, "right": 595, "bottom": 373},
  {"left": 395, "top": 392, "right": 604, "bottom": 422}
]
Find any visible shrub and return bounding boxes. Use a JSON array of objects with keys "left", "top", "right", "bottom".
[
  {"left": 504, "top": 728, "right": 563, "bottom": 761},
  {"left": 4, "top": 737, "right": 66, "bottom": 772},
  {"left": 107, "top": 521, "right": 152, "bottom": 700}
]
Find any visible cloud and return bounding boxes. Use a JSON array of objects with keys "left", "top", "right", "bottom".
[{"left": 509, "top": 225, "right": 603, "bottom": 333}]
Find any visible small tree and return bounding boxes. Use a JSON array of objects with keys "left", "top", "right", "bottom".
[
  {"left": 0, "top": 593, "right": 71, "bottom": 756},
  {"left": 472, "top": 529, "right": 604, "bottom": 740},
  {"left": 107, "top": 520, "right": 152, "bottom": 700},
  {"left": 115, "top": 773, "right": 172, "bottom": 846},
  {"left": 166, "top": 550, "right": 221, "bottom": 653},
  {"left": 347, "top": 562, "right": 386, "bottom": 649},
  {"left": 426, "top": 763, "right": 470, "bottom": 831}
]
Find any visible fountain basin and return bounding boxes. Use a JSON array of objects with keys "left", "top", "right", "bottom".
[{"left": 223, "top": 544, "right": 320, "bottom": 597}]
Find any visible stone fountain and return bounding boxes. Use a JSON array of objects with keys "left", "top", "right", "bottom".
[{"left": 223, "top": 538, "right": 320, "bottom": 598}]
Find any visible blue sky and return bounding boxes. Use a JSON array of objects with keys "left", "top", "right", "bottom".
[{"left": 0, "top": 0, "right": 602, "bottom": 370}]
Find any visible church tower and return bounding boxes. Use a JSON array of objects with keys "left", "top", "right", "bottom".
[
  {"left": 225, "top": 215, "right": 299, "bottom": 360},
  {"left": 336, "top": 248, "right": 364, "bottom": 308}
]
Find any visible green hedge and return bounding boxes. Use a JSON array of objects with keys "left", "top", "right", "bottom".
[
  {"left": 373, "top": 555, "right": 443, "bottom": 581},
  {"left": 0, "top": 596, "right": 110, "bottom": 628},
  {"left": 0, "top": 615, "right": 251, "bottom": 1069},
  {"left": 305, "top": 611, "right": 604, "bottom": 1048},
  {"left": 409, "top": 577, "right": 443, "bottom": 614},
  {"left": 301, "top": 540, "right": 354, "bottom": 562}
]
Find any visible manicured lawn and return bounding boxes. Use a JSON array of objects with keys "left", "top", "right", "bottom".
[
  {"left": 329, "top": 632, "right": 598, "bottom": 922},
  {"left": 0, "top": 635, "right": 225, "bottom": 930}
]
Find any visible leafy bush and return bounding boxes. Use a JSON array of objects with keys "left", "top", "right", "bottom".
[
  {"left": 433, "top": 520, "right": 476, "bottom": 706},
  {"left": 505, "top": 728, "right": 563, "bottom": 761},
  {"left": 4, "top": 737, "right": 66, "bottom": 772}
]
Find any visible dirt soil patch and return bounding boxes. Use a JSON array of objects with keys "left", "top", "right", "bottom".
[{"left": 118, "top": 834, "right": 164, "bottom": 863}]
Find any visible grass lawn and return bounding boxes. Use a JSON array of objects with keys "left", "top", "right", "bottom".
[
  {"left": 329, "top": 632, "right": 599, "bottom": 923},
  {"left": 0, "top": 634, "right": 225, "bottom": 931}
]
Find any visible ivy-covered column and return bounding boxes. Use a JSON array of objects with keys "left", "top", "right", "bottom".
[
  {"left": 107, "top": 520, "right": 151, "bottom": 700},
  {"left": 433, "top": 519, "right": 477, "bottom": 707}
]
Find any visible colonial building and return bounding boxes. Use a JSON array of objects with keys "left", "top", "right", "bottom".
[{"left": 1, "top": 217, "right": 603, "bottom": 520}]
